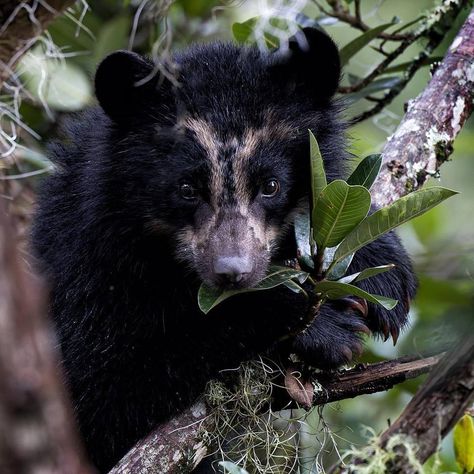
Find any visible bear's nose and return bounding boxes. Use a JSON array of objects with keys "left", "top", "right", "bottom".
[{"left": 213, "top": 256, "right": 253, "bottom": 284}]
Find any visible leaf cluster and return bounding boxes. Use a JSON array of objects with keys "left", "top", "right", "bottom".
[{"left": 198, "top": 132, "right": 457, "bottom": 314}]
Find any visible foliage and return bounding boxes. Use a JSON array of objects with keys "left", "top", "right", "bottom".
[{"left": 198, "top": 133, "right": 457, "bottom": 315}]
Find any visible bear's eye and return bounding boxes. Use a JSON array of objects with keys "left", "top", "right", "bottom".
[
  {"left": 180, "top": 183, "right": 197, "bottom": 200},
  {"left": 261, "top": 179, "right": 280, "bottom": 198}
]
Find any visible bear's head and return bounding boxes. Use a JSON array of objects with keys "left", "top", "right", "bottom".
[{"left": 94, "top": 28, "right": 342, "bottom": 290}]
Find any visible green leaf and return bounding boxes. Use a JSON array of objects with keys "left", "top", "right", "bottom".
[
  {"left": 339, "top": 22, "right": 398, "bottom": 66},
  {"left": 314, "top": 180, "right": 371, "bottom": 249},
  {"left": 198, "top": 267, "right": 309, "bottom": 314},
  {"left": 313, "top": 281, "right": 398, "bottom": 310},
  {"left": 338, "top": 264, "right": 395, "bottom": 284},
  {"left": 383, "top": 56, "right": 443, "bottom": 74},
  {"left": 283, "top": 280, "right": 307, "bottom": 295},
  {"left": 325, "top": 252, "right": 355, "bottom": 280},
  {"left": 390, "top": 16, "right": 425, "bottom": 35},
  {"left": 347, "top": 154, "right": 382, "bottom": 189},
  {"left": 232, "top": 18, "right": 257, "bottom": 43},
  {"left": 93, "top": 15, "right": 130, "bottom": 65},
  {"left": 219, "top": 461, "right": 250, "bottom": 474},
  {"left": 345, "top": 77, "right": 403, "bottom": 105},
  {"left": 309, "top": 130, "right": 327, "bottom": 207},
  {"left": 232, "top": 17, "right": 280, "bottom": 48},
  {"left": 294, "top": 212, "right": 314, "bottom": 270},
  {"left": 19, "top": 48, "right": 92, "bottom": 111},
  {"left": 333, "top": 187, "right": 458, "bottom": 266},
  {"left": 322, "top": 246, "right": 337, "bottom": 273},
  {"left": 454, "top": 415, "right": 474, "bottom": 473}
]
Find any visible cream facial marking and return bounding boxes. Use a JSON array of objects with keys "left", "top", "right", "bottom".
[
  {"left": 183, "top": 117, "right": 224, "bottom": 210},
  {"left": 183, "top": 113, "right": 293, "bottom": 213}
]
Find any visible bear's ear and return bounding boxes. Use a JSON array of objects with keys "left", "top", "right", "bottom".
[
  {"left": 269, "top": 27, "right": 340, "bottom": 101},
  {"left": 95, "top": 50, "right": 164, "bottom": 122}
]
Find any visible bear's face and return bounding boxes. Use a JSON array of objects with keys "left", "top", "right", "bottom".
[
  {"left": 95, "top": 29, "right": 341, "bottom": 290},
  {"left": 167, "top": 114, "right": 302, "bottom": 289}
]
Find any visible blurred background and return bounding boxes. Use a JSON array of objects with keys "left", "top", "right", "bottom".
[{"left": 1, "top": 1, "right": 473, "bottom": 472}]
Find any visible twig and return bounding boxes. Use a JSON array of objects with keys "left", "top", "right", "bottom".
[
  {"left": 347, "top": 1, "right": 470, "bottom": 122},
  {"left": 0, "top": 199, "right": 92, "bottom": 473},
  {"left": 313, "top": 0, "right": 413, "bottom": 41},
  {"left": 109, "top": 354, "right": 442, "bottom": 473}
]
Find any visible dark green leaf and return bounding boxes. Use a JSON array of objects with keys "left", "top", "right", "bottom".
[
  {"left": 93, "top": 15, "right": 130, "bottom": 65},
  {"left": 337, "top": 264, "right": 395, "bottom": 284},
  {"left": 283, "top": 280, "right": 307, "bottom": 295},
  {"left": 345, "top": 77, "right": 403, "bottom": 105},
  {"left": 332, "top": 187, "right": 458, "bottom": 266},
  {"left": 314, "top": 180, "right": 371, "bottom": 249},
  {"left": 309, "top": 130, "right": 327, "bottom": 207},
  {"left": 322, "top": 246, "right": 337, "bottom": 273},
  {"left": 390, "top": 16, "right": 425, "bottom": 35},
  {"left": 383, "top": 56, "right": 443, "bottom": 74},
  {"left": 325, "top": 252, "right": 355, "bottom": 280},
  {"left": 294, "top": 212, "right": 314, "bottom": 270},
  {"left": 339, "top": 22, "right": 398, "bottom": 66},
  {"left": 347, "top": 154, "right": 382, "bottom": 189},
  {"left": 198, "top": 267, "right": 309, "bottom": 314},
  {"left": 313, "top": 281, "right": 398, "bottom": 310}
]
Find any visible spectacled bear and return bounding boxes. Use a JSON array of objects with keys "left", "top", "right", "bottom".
[{"left": 32, "top": 28, "right": 416, "bottom": 472}]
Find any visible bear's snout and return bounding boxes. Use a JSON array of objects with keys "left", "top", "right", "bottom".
[{"left": 213, "top": 255, "right": 254, "bottom": 287}]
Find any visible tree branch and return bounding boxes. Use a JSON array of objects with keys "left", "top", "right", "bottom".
[
  {"left": 371, "top": 7, "right": 474, "bottom": 207},
  {"left": 0, "top": 199, "right": 92, "bottom": 473},
  {"left": 331, "top": 336, "right": 474, "bottom": 473},
  {"left": 0, "top": 0, "right": 76, "bottom": 89},
  {"left": 109, "top": 354, "right": 442, "bottom": 473},
  {"left": 314, "top": 0, "right": 413, "bottom": 41},
  {"left": 381, "top": 336, "right": 474, "bottom": 468}
]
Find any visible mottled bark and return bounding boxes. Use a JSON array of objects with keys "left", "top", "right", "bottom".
[
  {"left": 380, "top": 335, "right": 474, "bottom": 472},
  {"left": 332, "top": 336, "right": 474, "bottom": 474},
  {"left": 0, "top": 201, "right": 92, "bottom": 474},
  {"left": 109, "top": 354, "right": 442, "bottom": 473},
  {"left": 371, "top": 8, "right": 474, "bottom": 208},
  {"left": 109, "top": 402, "right": 210, "bottom": 474},
  {"left": 0, "top": 0, "right": 76, "bottom": 89},
  {"left": 311, "top": 354, "right": 442, "bottom": 405}
]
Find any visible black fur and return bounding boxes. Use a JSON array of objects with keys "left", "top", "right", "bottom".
[{"left": 32, "top": 29, "right": 416, "bottom": 472}]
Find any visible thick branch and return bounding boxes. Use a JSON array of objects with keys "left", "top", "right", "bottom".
[
  {"left": 109, "top": 354, "right": 441, "bottom": 473},
  {"left": 333, "top": 336, "right": 474, "bottom": 473},
  {"left": 0, "top": 0, "right": 76, "bottom": 89},
  {"left": 380, "top": 336, "right": 474, "bottom": 470},
  {"left": 0, "top": 200, "right": 92, "bottom": 473},
  {"left": 371, "top": 7, "right": 474, "bottom": 207}
]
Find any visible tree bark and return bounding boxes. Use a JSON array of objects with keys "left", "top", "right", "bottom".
[
  {"left": 0, "top": 0, "right": 76, "bottom": 89},
  {"left": 109, "top": 354, "right": 442, "bottom": 473},
  {"left": 380, "top": 335, "right": 474, "bottom": 471},
  {"left": 0, "top": 200, "right": 92, "bottom": 474},
  {"left": 371, "top": 7, "right": 474, "bottom": 208}
]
